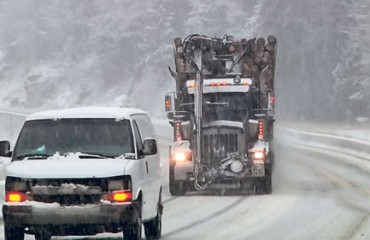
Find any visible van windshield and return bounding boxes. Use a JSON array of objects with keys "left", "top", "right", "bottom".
[{"left": 12, "top": 119, "right": 134, "bottom": 160}]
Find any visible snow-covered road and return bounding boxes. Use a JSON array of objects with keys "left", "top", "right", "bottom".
[
  {"left": 158, "top": 135, "right": 370, "bottom": 240},
  {"left": 1, "top": 119, "right": 369, "bottom": 239}
]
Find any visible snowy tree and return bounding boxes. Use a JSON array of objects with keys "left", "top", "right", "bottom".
[
  {"left": 333, "top": 0, "right": 370, "bottom": 121},
  {"left": 0, "top": 0, "right": 368, "bottom": 121}
]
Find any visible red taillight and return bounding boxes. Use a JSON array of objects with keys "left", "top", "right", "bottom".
[
  {"left": 165, "top": 96, "right": 171, "bottom": 112},
  {"left": 211, "top": 82, "right": 228, "bottom": 86},
  {"left": 176, "top": 122, "right": 182, "bottom": 141},
  {"left": 6, "top": 192, "right": 29, "bottom": 202},
  {"left": 258, "top": 121, "right": 264, "bottom": 140},
  {"left": 103, "top": 191, "right": 132, "bottom": 203},
  {"left": 270, "top": 96, "right": 275, "bottom": 106}
]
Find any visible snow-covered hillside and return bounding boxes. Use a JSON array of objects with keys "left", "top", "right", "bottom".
[{"left": 0, "top": 0, "right": 369, "bottom": 121}]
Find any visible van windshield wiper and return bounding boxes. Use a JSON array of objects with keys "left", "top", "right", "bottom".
[
  {"left": 16, "top": 154, "right": 52, "bottom": 160},
  {"left": 76, "top": 152, "right": 115, "bottom": 159}
]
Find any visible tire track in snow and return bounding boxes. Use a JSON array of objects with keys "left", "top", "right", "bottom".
[
  {"left": 293, "top": 145, "right": 370, "bottom": 240},
  {"left": 304, "top": 167, "right": 370, "bottom": 240},
  {"left": 162, "top": 197, "right": 246, "bottom": 238},
  {"left": 162, "top": 196, "right": 177, "bottom": 204}
]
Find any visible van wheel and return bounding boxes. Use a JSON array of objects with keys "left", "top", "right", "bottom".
[
  {"left": 4, "top": 225, "right": 24, "bottom": 240},
  {"left": 144, "top": 191, "right": 162, "bottom": 239},
  {"left": 169, "top": 166, "right": 186, "bottom": 196},
  {"left": 144, "top": 213, "right": 162, "bottom": 240},
  {"left": 35, "top": 231, "right": 51, "bottom": 240},
  {"left": 123, "top": 201, "right": 142, "bottom": 240}
]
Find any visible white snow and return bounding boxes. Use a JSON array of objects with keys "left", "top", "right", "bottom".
[
  {"left": 26, "top": 106, "right": 147, "bottom": 121},
  {"left": 203, "top": 120, "right": 243, "bottom": 129},
  {"left": 6, "top": 157, "right": 128, "bottom": 179},
  {"left": 31, "top": 183, "right": 98, "bottom": 195}
]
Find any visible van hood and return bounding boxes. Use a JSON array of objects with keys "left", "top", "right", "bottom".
[{"left": 6, "top": 157, "right": 130, "bottom": 179}]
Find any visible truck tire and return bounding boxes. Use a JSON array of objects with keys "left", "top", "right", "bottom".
[
  {"left": 169, "top": 166, "right": 186, "bottom": 196},
  {"left": 4, "top": 225, "right": 24, "bottom": 240},
  {"left": 255, "top": 171, "right": 272, "bottom": 194}
]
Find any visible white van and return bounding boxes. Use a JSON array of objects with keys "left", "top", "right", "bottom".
[{"left": 0, "top": 107, "right": 162, "bottom": 240}]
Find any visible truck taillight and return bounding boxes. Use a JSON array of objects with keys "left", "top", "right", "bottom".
[
  {"left": 258, "top": 121, "right": 264, "bottom": 140},
  {"left": 176, "top": 122, "right": 182, "bottom": 141},
  {"left": 6, "top": 192, "right": 31, "bottom": 202}
]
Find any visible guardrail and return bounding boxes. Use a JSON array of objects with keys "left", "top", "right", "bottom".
[
  {"left": 0, "top": 110, "right": 27, "bottom": 144},
  {"left": 0, "top": 110, "right": 30, "bottom": 218},
  {"left": 277, "top": 126, "right": 370, "bottom": 159}
]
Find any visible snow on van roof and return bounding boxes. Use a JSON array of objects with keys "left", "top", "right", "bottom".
[{"left": 26, "top": 106, "right": 148, "bottom": 121}]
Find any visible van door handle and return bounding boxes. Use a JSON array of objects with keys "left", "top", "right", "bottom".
[{"left": 146, "top": 161, "right": 149, "bottom": 175}]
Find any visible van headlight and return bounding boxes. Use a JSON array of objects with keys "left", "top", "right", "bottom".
[
  {"left": 107, "top": 176, "right": 132, "bottom": 191},
  {"left": 108, "top": 179, "right": 124, "bottom": 191}
]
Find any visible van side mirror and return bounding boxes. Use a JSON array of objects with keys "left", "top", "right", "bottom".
[
  {"left": 0, "top": 140, "right": 11, "bottom": 157},
  {"left": 143, "top": 138, "right": 157, "bottom": 155}
]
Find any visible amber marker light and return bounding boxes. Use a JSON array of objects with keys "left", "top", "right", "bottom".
[
  {"left": 6, "top": 192, "right": 28, "bottom": 202},
  {"left": 112, "top": 191, "right": 132, "bottom": 203}
]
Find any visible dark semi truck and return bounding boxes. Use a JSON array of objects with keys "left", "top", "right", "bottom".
[{"left": 165, "top": 34, "right": 277, "bottom": 195}]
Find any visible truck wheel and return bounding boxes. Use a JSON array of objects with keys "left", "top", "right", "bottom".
[
  {"left": 123, "top": 201, "right": 142, "bottom": 240},
  {"left": 255, "top": 172, "right": 272, "bottom": 194},
  {"left": 169, "top": 166, "right": 186, "bottom": 196},
  {"left": 4, "top": 225, "right": 24, "bottom": 240}
]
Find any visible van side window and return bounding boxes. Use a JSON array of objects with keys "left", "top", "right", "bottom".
[
  {"left": 132, "top": 121, "right": 143, "bottom": 155},
  {"left": 134, "top": 115, "right": 156, "bottom": 139}
]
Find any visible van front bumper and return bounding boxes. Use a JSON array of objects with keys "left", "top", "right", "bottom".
[{"left": 3, "top": 201, "right": 138, "bottom": 226}]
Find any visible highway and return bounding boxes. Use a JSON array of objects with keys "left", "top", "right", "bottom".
[{"left": 0, "top": 116, "right": 369, "bottom": 240}]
